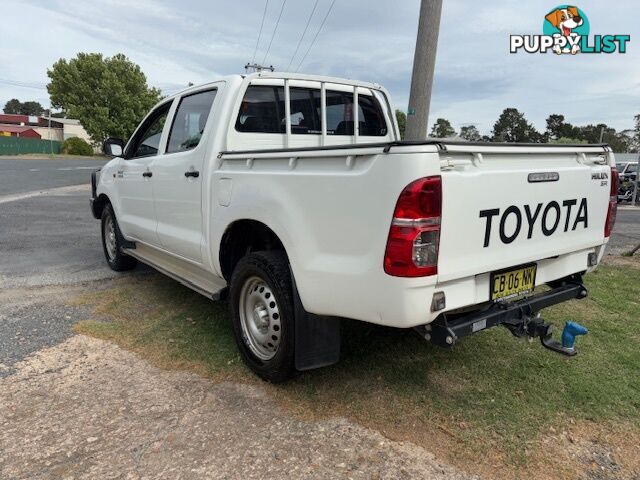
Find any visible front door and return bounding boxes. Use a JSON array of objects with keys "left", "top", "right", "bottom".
[
  {"left": 151, "top": 88, "right": 218, "bottom": 262},
  {"left": 117, "top": 101, "right": 171, "bottom": 246}
]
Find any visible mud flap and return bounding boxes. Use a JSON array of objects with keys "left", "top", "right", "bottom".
[{"left": 291, "top": 273, "right": 341, "bottom": 371}]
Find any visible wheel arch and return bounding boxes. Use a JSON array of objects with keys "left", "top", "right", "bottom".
[
  {"left": 91, "top": 193, "right": 111, "bottom": 219},
  {"left": 219, "top": 219, "right": 287, "bottom": 282}
]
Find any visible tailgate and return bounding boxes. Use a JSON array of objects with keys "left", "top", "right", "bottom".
[{"left": 437, "top": 146, "right": 611, "bottom": 282}]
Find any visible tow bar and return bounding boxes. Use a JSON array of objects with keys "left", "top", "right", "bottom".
[{"left": 418, "top": 281, "right": 589, "bottom": 356}]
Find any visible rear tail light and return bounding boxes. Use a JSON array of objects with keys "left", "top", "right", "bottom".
[
  {"left": 604, "top": 166, "right": 619, "bottom": 237},
  {"left": 384, "top": 176, "right": 442, "bottom": 277}
]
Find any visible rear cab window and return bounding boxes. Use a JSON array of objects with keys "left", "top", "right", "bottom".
[
  {"left": 234, "top": 82, "right": 389, "bottom": 140},
  {"left": 235, "top": 86, "right": 284, "bottom": 134}
]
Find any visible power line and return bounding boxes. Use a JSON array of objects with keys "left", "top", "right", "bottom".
[
  {"left": 262, "top": 0, "right": 287, "bottom": 65},
  {"left": 286, "top": 0, "right": 319, "bottom": 71},
  {"left": 295, "top": 0, "right": 337, "bottom": 72},
  {"left": 0, "top": 78, "right": 47, "bottom": 91},
  {"left": 251, "top": 0, "right": 269, "bottom": 64}
]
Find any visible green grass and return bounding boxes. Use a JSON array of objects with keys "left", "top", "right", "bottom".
[{"left": 75, "top": 261, "right": 640, "bottom": 474}]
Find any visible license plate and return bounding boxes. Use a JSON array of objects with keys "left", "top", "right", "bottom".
[{"left": 490, "top": 264, "right": 537, "bottom": 302}]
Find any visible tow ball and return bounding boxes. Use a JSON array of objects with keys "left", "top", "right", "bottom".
[
  {"left": 507, "top": 315, "right": 589, "bottom": 356},
  {"left": 539, "top": 321, "right": 588, "bottom": 356}
]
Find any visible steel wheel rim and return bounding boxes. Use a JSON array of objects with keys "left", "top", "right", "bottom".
[
  {"left": 238, "top": 276, "right": 281, "bottom": 361},
  {"left": 104, "top": 215, "right": 117, "bottom": 260}
]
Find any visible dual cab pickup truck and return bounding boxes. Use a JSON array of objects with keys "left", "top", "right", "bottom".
[{"left": 91, "top": 72, "right": 619, "bottom": 382}]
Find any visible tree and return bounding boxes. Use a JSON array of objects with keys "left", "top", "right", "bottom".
[
  {"left": 395, "top": 110, "right": 406, "bottom": 140},
  {"left": 545, "top": 114, "right": 579, "bottom": 141},
  {"left": 576, "top": 124, "right": 630, "bottom": 152},
  {"left": 551, "top": 137, "right": 588, "bottom": 144},
  {"left": 3, "top": 99, "right": 22, "bottom": 114},
  {"left": 21, "top": 101, "right": 45, "bottom": 116},
  {"left": 430, "top": 118, "right": 456, "bottom": 138},
  {"left": 3, "top": 99, "right": 44, "bottom": 116},
  {"left": 459, "top": 125, "right": 482, "bottom": 142},
  {"left": 47, "top": 53, "right": 162, "bottom": 145},
  {"left": 632, "top": 114, "right": 640, "bottom": 153},
  {"left": 491, "top": 108, "right": 542, "bottom": 143}
]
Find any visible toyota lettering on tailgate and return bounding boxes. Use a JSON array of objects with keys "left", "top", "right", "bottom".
[{"left": 479, "top": 198, "right": 588, "bottom": 247}]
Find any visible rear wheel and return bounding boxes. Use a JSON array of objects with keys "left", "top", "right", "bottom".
[
  {"left": 229, "top": 251, "right": 296, "bottom": 383},
  {"left": 101, "top": 203, "right": 137, "bottom": 272}
]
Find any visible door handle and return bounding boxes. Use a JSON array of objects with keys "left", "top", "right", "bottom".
[
  {"left": 142, "top": 171, "right": 153, "bottom": 178},
  {"left": 184, "top": 170, "right": 200, "bottom": 178}
]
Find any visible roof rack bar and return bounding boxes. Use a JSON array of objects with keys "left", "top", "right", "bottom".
[
  {"left": 284, "top": 79, "right": 291, "bottom": 148},
  {"left": 320, "top": 82, "right": 327, "bottom": 146},
  {"left": 353, "top": 85, "right": 359, "bottom": 144}
]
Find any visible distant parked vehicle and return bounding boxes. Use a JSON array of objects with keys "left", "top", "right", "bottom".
[
  {"left": 617, "top": 179, "right": 638, "bottom": 204},
  {"left": 616, "top": 161, "right": 638, "bottom": 181}
]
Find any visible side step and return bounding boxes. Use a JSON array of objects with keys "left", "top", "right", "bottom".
[{"left": 123, "top": 243, "right": 227, "bottom": 300}]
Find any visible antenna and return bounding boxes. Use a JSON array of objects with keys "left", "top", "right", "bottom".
[{"left": 245, "top": 63, "right": 275, "bottom": 73}]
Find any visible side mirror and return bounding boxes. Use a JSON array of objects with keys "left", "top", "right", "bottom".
[{"left": 103, "top": 138, "right": 125, "bottom": 157}]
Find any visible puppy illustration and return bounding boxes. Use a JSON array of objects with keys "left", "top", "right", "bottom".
[{"left": 545, "top": 6, "right": 584, "bottom": 54}]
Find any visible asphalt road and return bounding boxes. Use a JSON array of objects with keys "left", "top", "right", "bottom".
[
  {"left": 0, "top": 157, "right": 108, "bottom": 196},
  {"left": 608, "top": 206, "right": 640, "bottom": 254},
  {"left": 0, "top": 157, "right": 126, "bottom": 375}
]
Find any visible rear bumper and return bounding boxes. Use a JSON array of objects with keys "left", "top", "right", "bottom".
[{"left": 426, "top": 281, "right": 588, "bottom": 347}]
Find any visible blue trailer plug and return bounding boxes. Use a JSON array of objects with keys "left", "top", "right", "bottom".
[{"left": 561, "top": 321, "right": 588, "bottom": 350}]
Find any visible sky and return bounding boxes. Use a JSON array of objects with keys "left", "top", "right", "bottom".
[{"left": 1, "top": 0, "right": 638, "bottom": 135}]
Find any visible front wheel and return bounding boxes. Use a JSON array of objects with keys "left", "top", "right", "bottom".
[
  {"left": 229, "top": 251, "right": 296, "bottom": 383},
  {"left": 101, "top": 203, "right": 137, "bottom": 272}
]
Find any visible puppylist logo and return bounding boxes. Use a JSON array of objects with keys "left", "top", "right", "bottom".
[{"left": 510, "top": 5, "right": 630, "bottom": 55}]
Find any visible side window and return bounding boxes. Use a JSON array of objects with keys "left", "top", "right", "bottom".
[
  {"left": 325, "top": 91, "right": 354, "bottom": 135},
  {"left": 290, "top": 87, "right": 320, "bottom": 134},
  {"left": 166, "top": 89, "right": 217, "bottom": 153},
  {"left": 129, "top": 103, "right": 171, "bottom": 158},
  {"left": 358, "top": 94, "right": 387, "bottom": 136},
  {"left": 325, "top": 91, "right": 387, "bottom": 136},
  {"left": 235, "top": 86, "right": 284, "bottom": 133}
]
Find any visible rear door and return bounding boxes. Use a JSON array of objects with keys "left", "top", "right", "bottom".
[
  {"left": 437, "top": 145, "right": 612, "bottom": 283},
  {"left": 151, "top": 88, "right": 218, "bottom": 262},
  {"left": 117, "top": 101, "right": 172, "bottom": 246}
]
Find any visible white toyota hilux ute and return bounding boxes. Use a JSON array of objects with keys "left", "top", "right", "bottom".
[{"left": 91, "top": 72, "right": 619, "bottom": 382}]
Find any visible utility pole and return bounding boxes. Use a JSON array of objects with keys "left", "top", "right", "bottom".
[
  {"left": 48, "top": 107, "right": 53, "bottom": 156},
  {"left": 405, "top": 0, "right": 443, "bottom": 141}
]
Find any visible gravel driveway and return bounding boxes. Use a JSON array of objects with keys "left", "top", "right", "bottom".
[{"left": 0, "top": 335, "right": 476, "bottom": 480}]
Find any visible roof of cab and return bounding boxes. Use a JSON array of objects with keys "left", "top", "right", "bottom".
[{"left": 167, "top": 72, "right": 385, "bottom": 99}]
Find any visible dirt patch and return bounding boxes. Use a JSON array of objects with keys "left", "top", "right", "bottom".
[
  {"left": 603, "top": 254, "right": 640, "bottom": 269},
  {"left": 0, "top": 335, "right": 476, "bottom": 479},
  {"left": 536, "top": 421, "right": 640, "bottom": 480}
]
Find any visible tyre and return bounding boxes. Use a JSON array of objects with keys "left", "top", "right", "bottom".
[
  {"left": 229, "top": 251, "right": 296, "bottom": 383},
  {"left": 101, "top": 203, "right": 137, "bottom": 272}
]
